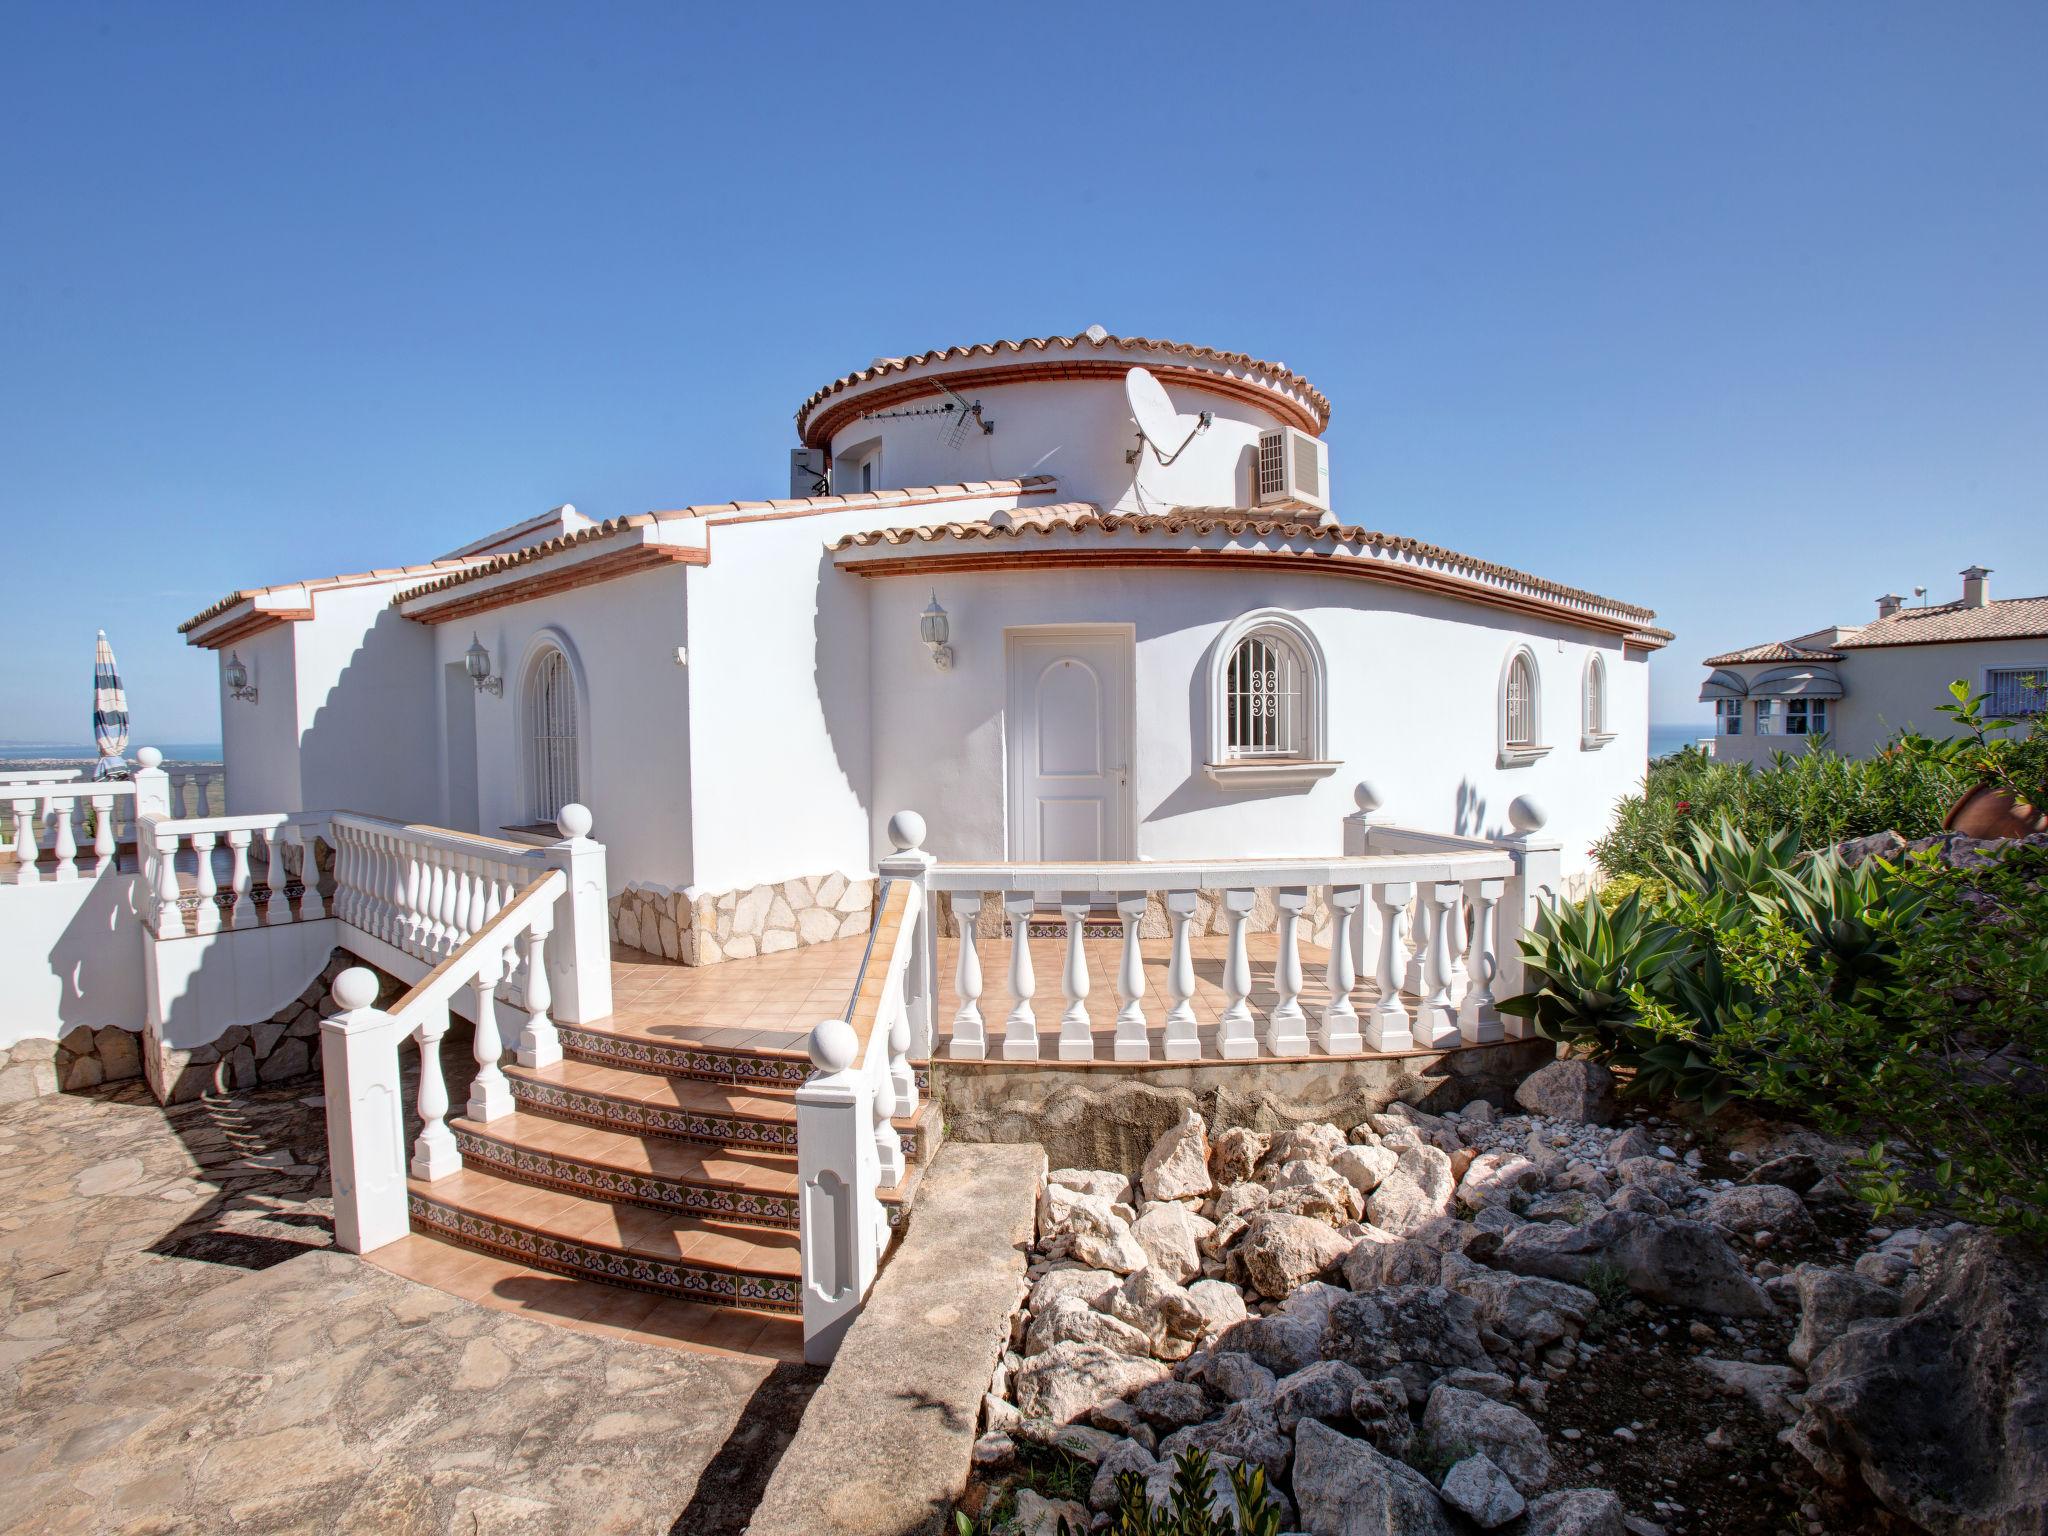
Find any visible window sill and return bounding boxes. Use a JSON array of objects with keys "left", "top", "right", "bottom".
[
  {"left": 1203, "top": 759, "right": 1341, "bottom": 790},
  {"left": 1581, "top": 730, "right": 1617, "bottom": 751},
  {"left": 1498, "top": 744, "right": 1551, "bottom": 768}
]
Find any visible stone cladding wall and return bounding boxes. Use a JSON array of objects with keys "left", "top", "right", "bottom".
[{"left": 609, "top": 871, "right": 875, "bottom": 966}]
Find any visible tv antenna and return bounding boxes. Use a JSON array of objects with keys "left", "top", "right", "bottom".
[
  {"left": 1123, "top": 366, "right": 1211, "bottom": 466},
  {"left": 860, "top": 382, "right": 995, "bottom": 448}
]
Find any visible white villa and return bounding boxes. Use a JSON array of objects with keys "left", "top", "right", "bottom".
[
  {"left": 179, "top": 327, "right": 1668, "bottom": 960},
  {"left": 5, "top": 327, "right": 1672, "bottom": 1360},
  {"left": 1701, "top": 565, "right": 2048, "bottom": 765}
]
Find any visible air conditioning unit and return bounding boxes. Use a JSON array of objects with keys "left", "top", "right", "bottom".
[
  {"left": 789, "top": 447, "right": 828, "bottom": 498},
  {"left": 1255, "top": 427, "right": 1330, "bottom": 513}
]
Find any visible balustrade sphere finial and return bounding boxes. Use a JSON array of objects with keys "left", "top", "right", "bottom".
[
  {"left": 808, "top": 1018, "right": 858, "bottom": 1073},
  {"left": 1508, "top": 795, "right": 1547, "bottom": 834},
  {"left": 135, "top": 747, "right": 163, "bottom": 771},
  {"left": 1353, "top": 781, "right": 1382, "bottom": 815},
  {"left": 555, "top": 803, "right": 593, "bottom": 840},
  {"left": 887, "top": 809, "right": 927, "bottom": 852},
  {"left": 332, "top": 967, "right": 379, "bottom": 1013}
]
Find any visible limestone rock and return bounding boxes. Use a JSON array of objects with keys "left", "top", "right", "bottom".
[
  {"left": 1365, "top": 1137, "right": 1455, "bottom": 1236},
  {"left": 1514, "top": 1059, "right": 1617, "bottom": 1124},
  {"left": 1198, "top": 1351, "right": 1279, "bottom": 1405},
  {"left": 1744, "top": 1150, "right": 1830, "bottom": 1194},
  {"left": 1186, "top": 1278, "right": 1248, "bottom": 1340},
  {"left": 1026, "top": 1295, "right": 1155, "bottom": 1359},
  {"left": 1614, "top": 1156, "right": 1694, "bottom": 1206},
  {"left": 1107, "top": 1266, "right": 1208, "bottom": 1359},
  {"left": 1141, "top": 1453, "right": 1291, "bottom": 1528},
  {"left": 1040, "top": 1182, "right": 1117, "bottom": 1242},
  {"left": 1029, "top": 1265, "right": 1122, "bottom": 1318},
  {"left": 1790, "top": 1230, "right": 2048, "bottom": 1534},
  {"left": 1320, "top": 1285, "right": 1491, "bottom": 1398},
  {"left": 1133, "top": 1378, "right": 1213, "bottom": 1432},
  {"left": 1700, "top": 1183, "right": 1816, "bottom": 1241},
  {"left": 1067, "top": 1216, "right": 1151, "bottom": 1276},
  {"left": 1525, "top": 1488, "right": 1628, "bottom": 1536},
  {"left": 1088, "top": 1437, "right": 1159, "bottom": 1512},
  {"left": 1292, "top": 1418, "right": 1455, "bottom": 1536},
  {"left": 1441, "top": 1453, "right": 1528, "bottom": 1529},
  {"left": 1341, "top": 1227, "right": 1447, "bottom": 1291},
  {"left": 1209, "top": 1126, "right": 1269, "bottom": 1185},
  {"left": 1494, "top": 1212, "right": 1773, "bottom": 1317},
  {"left": 1787, "top": 1264, "right": 1898, "bottom": 1370},
  {"left": 1331, "top": 1142, "right": 1399, "bottom": 1197},
  {"left": 1050, "top": 1168, "right": 1133, "bottom": 1204},
  {"left": 1349, "top": 1374, "right": 1415, "bottom": 1459},
  {"left": 1141, "top": 1107, "right": 1213, "bottom": 1202},
  {"left": 1012, "top": 1341, "right": 1170, "bottom": 1423},
  {"left": 1439, "top": 1251, "right": 1598, "bottom": 1348},
  {"left": 1237, "top": 1211, "right": 1352, "bottom": 1299},
  {"left": 1012, "top": 1488, "right": 1089, "bottom": 1536},
  {"left": 1422, "top": 1384, "right": 1551, "bottom": 1496},
  {"left": 1211, "top": 1310, "right": 1322, "bottom": 1377},
  {"left": 1131, "top": 1202, "right": 1213, "bottom": 1284},
  {"left": 1157, "top": 1400, "right": 1291, "bottom": 1481},
  {"left": 1269, "top": 1358, "right": 1368, "bottom": 1434},
  {"left": 1267, "top": 1121, "right": 1348, "bottom": 1167},
  {"left": 1458, "top": 1152, "right": 1544, "bottom": 1213},
  {"left": 1696, "top": 1356, "right": 1802, "bottom": 1423}
]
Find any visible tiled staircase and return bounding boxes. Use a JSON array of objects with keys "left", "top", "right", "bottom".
[{"left": 405, "top": 1013, "right": 938, "bottom": 1319}]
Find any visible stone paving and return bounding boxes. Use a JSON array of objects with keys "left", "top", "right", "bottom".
[{"left": 0, "top": 1082, "right": 819, "bottom": 1534}]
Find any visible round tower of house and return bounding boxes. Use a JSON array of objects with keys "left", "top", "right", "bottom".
[{"left": 793, "top": 327, "right": 1330, "bottom": 516}]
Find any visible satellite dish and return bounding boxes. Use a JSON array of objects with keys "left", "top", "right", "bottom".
[{"left": 1124, "top": 367, "right": 1181, "bottom": 458}]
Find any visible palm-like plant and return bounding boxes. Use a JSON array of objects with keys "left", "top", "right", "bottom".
[{"left": 1497, "top": 890, "right": 1691, "bottom": 1053}]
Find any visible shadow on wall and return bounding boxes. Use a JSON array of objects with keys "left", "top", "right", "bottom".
[
  {"left": 297, "top": 607, "right": 441, "bottom": 824},
  {"left": 811, "top": 545, "right": 878, "bottom": 861},
  {"left": 1455, "top": 779, "right": 1492, "bottom": 839}
]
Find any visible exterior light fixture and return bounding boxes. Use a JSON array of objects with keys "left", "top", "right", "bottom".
[
  {"left": 465, "top": 634, "right": 504, "bottom": 696},
  {"left": 919, "top": 592, "right": 953, "bottom": 671},
  {"left": 223, "top": 651, "right": 258, "bottom": 704}
]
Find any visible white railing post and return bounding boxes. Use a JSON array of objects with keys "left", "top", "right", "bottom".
[
  {"left": 149, "top": 822, "right": 182, "bottom": 933},
  {"left": 542, "top": 804, "right": 612, "bottom": 1025},
  {"left": 1459, "top": 878, "right": 1505, "bottom": 1044},
  {"left": 295, "top": 818, "right": 328, "bottom": 919},
  {"left": 1368, "top": 880, "right": 1414, "bottom": 1050},
  {"left": 262, "top": 828, "right": 286, "bottom": 920},
  {"left": 89, "top": 792, "right": 115, "bottom": 868},
  {"left": 10, "top": 797, "right": 39, "bottom": 883},
  {"left": 1342, "top": 780, "right": 1385, "bottom": 856},
  {"left": 1162, "top": 890, "right": 1200, "bottom": 1060},
  {"left": 1057, "top": 895, "right": 1095, "bottom": 1061},
  {"left": 876, "top": 812, "right": 937, "bottom": 1058},
  {"left": 49, "top": 794, "right": 78, "bottom": 881},
  {"left": 947, "top": 891, "right": 986, "bottom": 1059},
  {"left": 1001, "top": 893, "right": 1039, "bottom": 1061},
  {"left": 226, "top": 829, "right": 255, "bottom": 927},
  {"left": 465, "top": 954, "right": 513, "bottom": 1122},
  {"left": 1419, "top": 881, "right": 1462, "bottom": 1048},
  {"left": 411, "top": 1006, "right": 462, "bottom": 1179},
  {"left": 320, "top": 968, "right": 411, "bottom": 1255},
  {"left": 798, "top": 1018, "right": 883, "bottom": 1365},
  {"left": 1496, "top": 797, "right": 1563, "bottom": 1038},
  {"left": 191, "top": 831, "right": 220, "bottom": 935},
  {"left": 1113, "top": 893, "right": 1151, "bottom": 1062},
  {"left": 1319, "top": 884, "right": 1364, "bottom": 1055},
  {"left": 132, "top": 748, "right": 169, "bottom": 819},
  {"left": 1265, "top": 886, "right": 1310, "bottom": 1056},
  {"left": 516, "top": 912, "right": 561, "bottom": 1068},
  {"left": 1218, "top": 888, "right": 1257, "bottom": 1060}
]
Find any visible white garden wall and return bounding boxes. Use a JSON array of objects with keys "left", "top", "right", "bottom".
[{"left": 0, "top": 869, "right": 148, "bottom": 1049}]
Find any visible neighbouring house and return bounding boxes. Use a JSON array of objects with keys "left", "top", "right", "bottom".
[
  {"left": 177, "top": 326, "right": 1670, "bottom": 961},
  {"left": 1700, "top": 565, "right": 2048, "bottom": 765}
]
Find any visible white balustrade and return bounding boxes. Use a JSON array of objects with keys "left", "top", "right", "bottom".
[
  {"left": 7, "top": 780, "right": 141, "bottom": 881},
  {"left": 1264, "top": 887, "right": 1310, "bottom": 1056},
  {"left": 1001, "top": 893, "right": 1038, "bottom": 1061},
  {"left": 1459, "top": 877, "right": 1506, "bottom": 1044},
  {"left": 947, "top": 892, "right": 986, "bottom": 1059},
  {"left": 1112, "top": 893, "right": 1150, "bottom": 1062},
  {"left": 1162, "top": 891, "right": 1200, "bottom": 1060},
  {"left": 1057, "top": 897, "right": 1093, "bottom": 1062}
]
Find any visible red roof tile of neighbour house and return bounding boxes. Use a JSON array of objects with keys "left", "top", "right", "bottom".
[
  {"left": 1700, "top": 640, "right": 1848, "bottom": 666},
  {"left": 1835, "top": 594, "right": 2048, "bottom": 648},
  {"left": 831, "top": 507, "right": 1671, "bottom": 647},
  {"left": 794, "top": 331, "right": 1331, "bottom": 445}
]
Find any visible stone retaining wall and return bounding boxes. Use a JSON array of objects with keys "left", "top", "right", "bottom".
[
  {"left": 610, "top": 872, "right": 875, "bottom": 966},
  {"left": 0, "top": 1026, "right": 144, "bottom": 1104}
]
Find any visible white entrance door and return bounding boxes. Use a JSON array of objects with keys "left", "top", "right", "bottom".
[{"left": 1007, "top": 627, "right": 1133, "bottom": 862}]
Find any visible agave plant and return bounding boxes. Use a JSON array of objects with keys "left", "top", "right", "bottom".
[
  {"left": 1657, "top": 815, "right": 1805, "bottom": 904},
  {"left": 1498, "top": 890, "right": 1690, "bottom": 1053},
  {"left": 1767, "top": 849, "right": 1923, "bottom": 996}
]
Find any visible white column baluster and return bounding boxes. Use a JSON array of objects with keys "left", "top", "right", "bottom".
[
  {"left": 48, "top": 795, "right": 77, "bottom": 880},
  {"left": 1420, "top": 881, "right": 1461, "bottom": 1048},
  {"left": 1162, "top": 891, "right": 1200, "bottom": 1060},
  {"left": 1368, "top": 881, "right": 1414, "bottom": 1050},
  {"left": 1057, "top": 896, "right": 1094, "bottom": 1062},
  {"left": 1459, "top": 878, "right": 1505, "bottom": 1044},
  {"left": 516, "top": 915, "right": 562, "bottom": 1068},
  {"left": 1404, "top": 888, "right": 1430, "bottom": 998},
  {"left": 1218, "top": 888, "right": 1257, "bottom": 1060},
  {"left": 1318, "top": 884, "right": 1364, "bottom": 1055},
  {"left": 1446, "top": 886, "right": 1471, "bottom": 1006},
  {"left": 947, "top": 891, "right": 986, "bottom": 1059},
  {"left": 410, "top": 1007, "right": 461, "bottom": 1179},
  {"left": 226, "top": 830, "right": 255, "bottom": 927},
  {"left": 465, "top": 957, "right": 513, "bottom": 1121},
  {"left": 262, "top": 828, "right": 285, "bottom": 920},
  {"left": 422, "top": 855, "right": 447, "bottom": 955},
  {"left": 152, "top": 825, "right": 182, "bottom": 930},
  {"left": 872, "top": 1073, "right": 904, "bottom": 1188},
  {"left": 191, "top": 831, "right": 220, "bottom": 935},
  {"left": 464, "top": 856, "right": 487, "bottom": 943},
  {"left": 1000, "top": 893, "right": 1039, "bottom": 1061},
  {"left": 1112, "top": 893, "right": 1151, "bottom": 1062},
  {"left": 9, "top": 799, "right": 38, "bottom": 883},
  {"left": 402, "top": 849, "right": 424, "bottom": 952},
  {"left": 296, "top": 823, "right": 327, "bottom": 919},
  {"left": 90, "top": 794, "right": 115, "bottom": 868},
  {"left": 1265, "top": 886, "right": 1310, "bottom": 1057}
]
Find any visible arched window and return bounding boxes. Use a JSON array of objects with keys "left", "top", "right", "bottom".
[
  {"left": 1499, "top": 646, "right": 1549, "bottom": 766},
  {"left": 1582, "top": 653, "right": 1615, "bottom": 749},
  {"left": 526, "top": 646, "right": 579, "bottom": 823},
  {"left": 1205, "top": 611, "right": 1334, "bottom": 787}
]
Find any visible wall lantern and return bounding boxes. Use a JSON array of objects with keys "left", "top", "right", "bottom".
[
  {"left": 919, "top": 592, "right": 954, "bottom": 671},
  {"left": 465, "top": 633, "right": 504, "bottom": 696},
  {"left": 223, "top": 651, "right": 258, "bottom": 704}
]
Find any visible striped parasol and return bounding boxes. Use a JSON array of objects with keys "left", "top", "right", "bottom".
[{"left": 92, "top": 630, "right": 130, "bottom": 780}]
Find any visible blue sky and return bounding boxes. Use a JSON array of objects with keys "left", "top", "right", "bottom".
[{"left": 3, "top": 2, "right": 2043, "bottom": 745}]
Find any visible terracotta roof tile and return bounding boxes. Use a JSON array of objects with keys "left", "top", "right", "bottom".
[
  {"left": 180, "top": 556, "right": 495, "bottom": 635},
  {"left": 1837, "top": 595, "right": 2048, "bottom": 648},
  {"left": 1700, "top": 640, "right": 1847, "bottom": 666}
]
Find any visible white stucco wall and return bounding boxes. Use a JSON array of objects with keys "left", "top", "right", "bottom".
[
  {"left": 217, "top": 622, "right": 303, "bottom": 814},
  {"left": 0, "top": 870, "right": 148, "bottom": 1047},
  {"left": 861, "top": 566, "right": 1648, "bottom": 878}
]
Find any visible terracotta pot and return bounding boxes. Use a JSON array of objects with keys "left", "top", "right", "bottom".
[{"left": 1943, "top": 783, "right": 2048, "bottom": 839}]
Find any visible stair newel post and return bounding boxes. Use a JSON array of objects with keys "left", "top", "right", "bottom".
[
  {"left": 1112, "top": 893, "right": 1151, "bottom": 1062},
  {"left": 1319, "top": 884, "right": 1365, "bottom": 1055},
  {"left": 1161, "top": 890, "right": 1200, "bottom": 1060},
  {"left": 542, "top": 804, "right": 612, "bottom": 1025},
  {"left": 1459, "top": 877, "right": 1505, "bottom": 1044},
  {"left": 1496, "top": 797, "right": 1562, "bottom": 1038},
  {"left": 1217, "top": 888, "right": 1258, "bottom": 1060},
  {"left": 1000, "top": 892, "right": 1039, "bottom": 1061},
  {"left": 464, "top": 951, "right": 514, "bottom": 1123},
  {"left": 797, "top": 1018, "right": 883, "bottom": 1365},
  {"left": 411, "top": 1004, "right": 461, "bottom": 1180},
  {"left": 1056, "top": 895, "right": 1095, "bottom": 1062},
  {"left": 516, "top": 907, "right": 562, "bottom": 1068},
  {"left": 1367, "top": 881, "right": 1415, "bottom": 1050},
  {"left": 1265, "top": 886, "right": 1311, "bottom": 1057},
  {"left": 876, "top": 811, "right": 936, "bottom": 1059},
  {"left": 1421, "top": 882, "right": 1462, "bottom": 1048},
  {"left": 132, "top": 748, "right": 168, "bottom": 822},
  {"left": 947, "top": 891, "right": 986, "bottom": 1059},
  {"left": 320, "top": 967, "right": 411, "bottom": 1254}
]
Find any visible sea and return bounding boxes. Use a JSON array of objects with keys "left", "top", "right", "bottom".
[
  {"left": 1650, "top": 722, "right": 1712, "bottom": 759},
  {"left": 0, "top": 742, "right": 222, "bottom": 767}
]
